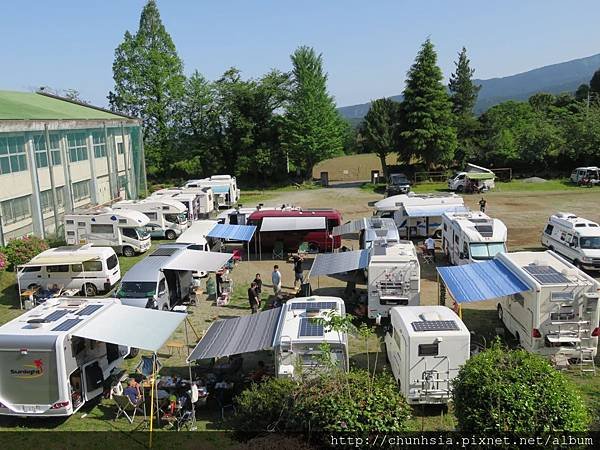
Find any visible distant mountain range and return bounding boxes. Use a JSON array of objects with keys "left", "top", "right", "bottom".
[{"left": 337, "top": 53, "right": 600, "bottom": 124}]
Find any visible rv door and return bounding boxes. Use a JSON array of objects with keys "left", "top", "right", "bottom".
[{"left": 81, "top": 360, "right": 104, "bottom": 402}]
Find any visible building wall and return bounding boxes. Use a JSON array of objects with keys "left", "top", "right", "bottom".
[{"left": 0, "top": 121, "right": 143, "bottom": 244}]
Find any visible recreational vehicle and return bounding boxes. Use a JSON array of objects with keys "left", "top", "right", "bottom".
[
  {"left": 384, "top": 305, "right": 470, "bottom": 404},
  {"left": 185, "top": 175, "right": 240, "bottom": 208},
  {"left": 570, "top": 167, "right": 599, "bottom": 185},
  {"left": 113, "top": 198, "right": 188, "bottom": 240},
  {"left": 442, "top": 211, "right": 507, "bottom": 265},
  {"left": 64, "top": 208, "right": 151, "bottom": 257},
  {"left": 332, "top": 217, "right": 400, "bottom": 250},
  {"left": 496, "top": 251, "right": 600, "bottom": 359},
  {"left": 447, "top": 163, "right": 495, "bottom": 192},
  {"left": 176, "top": 220, "right": 217, "bottom": 251},
  {"left": 187, "top": 296, "right": 349, "bottom": 379},
  {"left": 116, "top": 244, "right": 232, "bottom": 310},
  {"left": 0, "top": 298, "right": 185, "bottom": 418},
  {"left": 541, "top": 213, "right": 600, "bottom": 271},
  {"left": 17, "top": 245, "right": 120, "bottom": 297},
  {"left": 179, "top": 187, "right": 215, "bottom": 217},
  {"left": 368, "top": 241, "right": 420, "bottom": 319},
  {"left": 374, "top": 192, "right": 466, "bottom": 239}
]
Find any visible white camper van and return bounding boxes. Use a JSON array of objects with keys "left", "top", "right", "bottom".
[
  {"left": 179, "top": 187, "right": 215, "bottom": 217},
  {"left": 374, "top": 192, "right": 466, "bottom": 239},
  {"left": 496, "top": 251, "right": 600, "bottom": 359},
  {"left": 384, "top": 305, "right": 470, "bottom": 404},
  {"left": 570, "top": 167, "right": 599, "bottom": 185},
  {"left": 185, "top": 175, "right": 240, "bottom": 208},
  {"left": 65, "top": 208, "right": 151, "bottom": 257},
  {"left": 0, "top": 298, "right": 184, "bottom": 418},
  {"left": 113, "top": 198, "right": 188, "bottom": 240},
  {"left": 17, "top": 245, "right": 120, "bottom": 297},
  {"left": 176, "top": 220, "right": 216, "bottom": 251},
  {"left": 368, "top": 241, "right": 420, "bottom": 319},
  {"left": 541, "top": 213, "right": 600, "bottom": 271},
  {"left": 447, "top": 163, "right": 495, "bottom": 192},
  {"left": 442, "top": 211, "right": 507, "bottom": 265}
]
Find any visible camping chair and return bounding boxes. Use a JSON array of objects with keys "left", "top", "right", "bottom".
[
  {"left": 135, "top": 355, "right": 163, "bottom": 380},
  {"left": 214, "top": 385, "right": 236, "bottom": 421},
  {"left": 272, "top": 241, "right": 284, "bottom": 260},
  {"left": 113, "top": 394, "right": 144, "bottom": 424},
  {"left": 420, "top": 246, "right": 434, "bottom": 265}
]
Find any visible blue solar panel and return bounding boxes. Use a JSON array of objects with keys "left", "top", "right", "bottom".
[
  {"left": 412, "top": 320, "right": 459, "bottom": 332},
  {"left": 299, "top": 318, "right": 324, "bottom": 337},
  {"left": 207, "top": 224, "right": 256, "bottom": 242},
  {"left": 51, "top": 318, "right": 83, "bottom": 332},
  {"left": 43, "top": 310, "right": 70, "bottom": 322},
  {"left": 76, "top": 304, "right": 103, "bottom": 316},
  {"left": 291, "top": 302, "right": 338, "bottom": 311},
  {"left": 522, "top": 265, "right": 570, "bottom": 285}
]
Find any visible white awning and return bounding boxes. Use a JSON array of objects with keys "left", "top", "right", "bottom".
[
  {"left": 260, "top": 216, "right": 326, "bottom": 232},
  {"left": 73, "top": 304, "right": 185, "bottom": 352},
  {"left": 176, "top": 220, "right": 218, "bottom": 244},
  {"left": 404, "top": 204, "right": 467, "bottom": 218},
  {"left": 161, "top": 250, "right": 232, "bottom": 272},
  {"left": 19, "top": 255, "right": 100, "bottom": 267}
]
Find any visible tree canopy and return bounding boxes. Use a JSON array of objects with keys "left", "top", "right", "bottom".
[{"left": 361, "top": 98, "right": 399, "bottom": 177}]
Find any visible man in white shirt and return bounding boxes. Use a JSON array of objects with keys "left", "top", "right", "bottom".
[
  {"left": 425, "top": 236, "right": 436, "bottom": 262},
  {"left": 271, "top": 265, "right": 282, "bottom": 295}
]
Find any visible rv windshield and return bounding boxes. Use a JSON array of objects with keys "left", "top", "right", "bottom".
[
  {"left": 470, "top": 242, "right": 506, "bottom": 260},
  {"left": 580, "top": 237, "right": 600, "bottom": 249},
  {"left": 164, "top": 213, "right": 186, "bottom": 225},
  {"left": 116, "top": 282, "right": 156, "bottom": 298},
  {"left": 135, "top": 227, "right": 149, "bottom": 239}
]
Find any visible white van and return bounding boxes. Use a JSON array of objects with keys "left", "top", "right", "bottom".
[
  {"left": 541, "top": 212, "right": 600, "bottom": 271},
  {"left": 17, "top": 245, "right": 120, "bottom": 296},
  {"left": 447, "top": 163, "right": 495, "bottom": 192},
  {"left": 113, "top": 198, "right": 188, "bottom": 240},
  {"left": 570, "top": 167, "right": 599, "bottom": 185}
]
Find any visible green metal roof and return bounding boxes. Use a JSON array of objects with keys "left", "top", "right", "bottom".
[{"left": 0, "top": 90, "right": 130, "bottom": 121}]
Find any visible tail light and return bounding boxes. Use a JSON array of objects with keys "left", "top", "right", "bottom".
[
  {"left": 532, "top": 328, "right": 542, "bottom": 338},
  {"left": 51, "top": 401, "right": 69, "bottom": 409},
  {"left": 592, "top": 327, "right": 600, "bottom": 337}
]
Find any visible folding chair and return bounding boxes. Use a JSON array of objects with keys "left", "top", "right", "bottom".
[
  {"left": 215, "top": 387, "right": 236, "bottom": 421},
  {"left": 113, "top": 394, "right": 144, "bottom": 424},
  {"left": 272, "top": 241, "right": 284, "bottom": 260},
  {"left": 420, "top": 246, "right": 434, "bottom": 265},
  {"left": 135, "top": 355, "right": 162, "bottom": 379}
]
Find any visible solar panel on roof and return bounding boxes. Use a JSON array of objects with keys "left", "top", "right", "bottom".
[
  {"left": 299, "top": 318, "right": 324, "bottom": 337},
  {"left": 151, "top": 247, "right": 179, "bottom": 257},
  {"left": 469, "top": 218, "right": 488, "bottom": 223},
  {"left": 475, "top": 225, "right": 494, "bottom": 237},
  {"left": 76, "top": 304, "right": 103, "bottom": 316},
  {"left": 291, "top": 302, "right": 337, "bottom": 311},
  {"left": 412, "top": 320, "right": 459, "bottom": 332},
  {"left": 43, "top": 310, "right": 70, "bottom": 322},
  {"left": 522, "top": 265, "right": 570, "bottom": 285},
  {"left": 51, "top": 318, "right": 83, "bottom": 332}
]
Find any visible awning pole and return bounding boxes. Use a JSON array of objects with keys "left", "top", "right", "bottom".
[
  {"left": 437, "top": 273, "right": 440, "bottom": 306},
  {"left": 149, "top": 354, "right": 156, "bottom": 448},
  {"left": 259, "top": 232, "right": 262, "bottom": 261},
  {"left": 184, "top": 318, "right": 197, "bottom": 430}
]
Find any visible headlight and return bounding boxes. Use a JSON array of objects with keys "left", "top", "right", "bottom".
[{"left": 581, "top": 256, "right": 592, "bottom": 263}]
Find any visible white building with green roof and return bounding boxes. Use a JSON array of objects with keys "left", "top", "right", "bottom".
[{"left": 0, "top": 90, "right": 146, "bottom": 244}]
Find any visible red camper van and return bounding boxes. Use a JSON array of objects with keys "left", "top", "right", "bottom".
[{"left": 247, "top": 208, "right": 343, "bottom": 252}]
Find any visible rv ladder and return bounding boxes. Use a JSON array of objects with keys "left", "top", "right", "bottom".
[{"left": 579, "top": 348, "right": 596, "bottom": 375}]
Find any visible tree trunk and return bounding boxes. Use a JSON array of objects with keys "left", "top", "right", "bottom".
[{"left": 379, "top": 153, "right": 388, "bottom": 180}]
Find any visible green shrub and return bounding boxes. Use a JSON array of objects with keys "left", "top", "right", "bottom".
[
  {"left": 453, "top": 342, "right": 590, "bottom": 433},
  {"left": 2, "top": 235, "right": 49, "bottom": 270}
]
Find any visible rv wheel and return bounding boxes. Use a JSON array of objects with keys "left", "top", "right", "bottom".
[
  {"left": 165, "top": 230, "right": 177, "bottom": 240},
  {"left": 122, "top": 246, "right": 135, "bottom": 257},
  {"left": 497, "top": 304, "right": 503, "bottom": 321},
  {"left": 456, "top": 185, "right": 464, "bottom": 193},
  {"left": 82, "top": 283, "right": 97, "bottom": 297}
]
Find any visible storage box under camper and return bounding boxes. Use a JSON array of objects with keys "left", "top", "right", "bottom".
[{"left": 384, "top": 305, "right": 470, "bottom": 405}]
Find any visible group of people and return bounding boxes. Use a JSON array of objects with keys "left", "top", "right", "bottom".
[{"left": 247, "top": 253, "right": 305, "bottom": 314}]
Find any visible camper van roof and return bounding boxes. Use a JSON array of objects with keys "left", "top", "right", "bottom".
[
  {"left": 68, "top": 208, "right": 149, "bottom": 225},
  {"left": 276, "top": 296, "right": 346, "bottom": 344},
  {"left": 391, "top": 306, "right": 469, "bottom": 338},
  {"left": 550, "top": 213, "right": 600, "bottom": 234},
  {"left": 465, "top": 163, "right": 494, "bottom": 174},
  {"left": 374, "top": 193, "right": 462, "bottom": 211},
  {"left": 574, "top": 166, "right": 599, "bottom": 170},
  {"left": 443, "top": 211, "right": 507, "bottom": 242},
  {"left": 369, "top": 240, "right": 418, "bottom": 262},
  {"left": 114, "top": 197, "right": 187, "bottom": 211},
  {"left": 176, "top": 220, "right": 217, "bottom": 244},
  {"left": 121, "top": 244, "right": 189, "bottom": 282},
  {"left": 19, "top": 245, "right": 114, "bottom": 267}
]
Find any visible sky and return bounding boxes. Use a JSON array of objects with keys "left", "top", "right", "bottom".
[{"left": 2, "top": 0, "right": 600, "bottom": 108}]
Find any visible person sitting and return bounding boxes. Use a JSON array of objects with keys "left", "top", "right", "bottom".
[
  {"left": 123, "top": 378, "right": 141, "bottom": 404},
  {"left": 249, "top": 361, "right": 268, "bottom": 383}
]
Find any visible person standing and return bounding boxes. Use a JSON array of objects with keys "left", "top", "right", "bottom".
[
  {"left": 271, "top": 265, "right": 282, "bottom": 295},
  {"left": 479, "top": 197, "right": 487, "bottom": 213},
  {"left": 292, "top": 254, "right": 304, "bottom": 288},
  {"left": 425, "top": 236, "right": 436, "bottom": 262},
  {"left": 248, "top": 282, "right": 259, "bottom": 314},
  {"left": 253, "top": 273, "right": 262, "bottom": 307}
]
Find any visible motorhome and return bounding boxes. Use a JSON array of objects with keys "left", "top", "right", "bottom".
[
  {"left": 368, "top": 241, "right": 420, "bottom": 319},
  {"left": 0, "top": 298, "right": 185, "bottom": 418},
  {"left": 116, "top": 244, "right": 232, "bottom": 310},
  {"left": 442, "top": 211, "right": 507, "bottom": 265},
  {"left": 541, "top": 213, "right": 600, "bottom": 271},
  {"left": 64, "top": 208, "right": 151, "bottom": 257},
  {"left": 176, "top": 220, "right": 217, "bottom": 251},
  {"left": 179, "top": 187, "right": 215, "bottom": 217},
  {"left": 447, "top": 163, "right": 495, "bottom": 192},
  {"left": 17, "top": 245, "right": 120, "bottom": 297},
  {"left": 384, "top": 305, "right": 470, "bottom": 404},
  {"left": 187, "top": 296, "right": 348, "bottom": 379},
  {"left": 185, "top": 175, "right": 240, "bottom": 208},
  {"left": 113, "top": 198, "right": 188, "bottom": 240},
  {"left": 248, "top": 207, "right": 343, "bottom": 252},
  {"left": 332, "top": 217, "right": 400, "bottom": 250},
  {"left": 374, "top": 192, "right": 466, "bottom": 239},
  {"left": 570, "top": 167, "right": 599, "bottom": 185},
  {"left": 496, "top": 251, "right": 600, "bottom": 359}
]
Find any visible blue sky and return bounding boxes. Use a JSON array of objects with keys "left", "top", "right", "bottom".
[{"left": 2, "top": 0, "right": 600, "bottom": 107}]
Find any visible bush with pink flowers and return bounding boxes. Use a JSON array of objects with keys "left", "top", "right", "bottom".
[
  {"left": 1, "top": 235, "right": 49, "bottom": 271},
  {"left": 0, "top": 252, "right": 7, "bottom": 272}
]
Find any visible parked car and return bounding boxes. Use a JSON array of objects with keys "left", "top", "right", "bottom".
[{"left": 386, "top": 173, "right": 411, "bottom": 196}]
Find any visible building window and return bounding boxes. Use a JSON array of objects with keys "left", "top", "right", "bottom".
[
  {"left": 0, "top": 135, "right": 28, "bottom": 175},
  {"left": 118, "top": 174, "right": 127, "bottom": 190},
  {"left": 72, "top": 180, "right": 91, "bottom": 202},
  {"left": 117, "top": 142, "right": 124, "bottom": 155},
  {"left": 40, "top": 187, "right": 65, "bottom": 213},
  {"left": 67, "top": 133, "right": 88, "bottom": 163},
  {"left": 33, "top": 133, "right": 61, "bottom": 168},
  {"left": 1, "top": 195, "right": 31, "bottom": 224},
  {"left": 92, "top": 131, "right": 106, "bottom": 158}
]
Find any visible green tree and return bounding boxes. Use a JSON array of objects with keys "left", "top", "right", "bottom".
[
  {"left": 401, "top": 39, "right": 457, "bottom": 168},
  {"left": 108, "top": 0, "right": 185, "bottom": 177},
  {"left": 284, "top": 46, "right": 345, "bottom": 178},
  {"left": 589, "top": 68, "right": 600, "bottom": 97},
  {"left": 575, "top": 83, "right": 590, "bottom": 102},
  {"left": 361, "top": 98, "right": 399, "bottom": 177},
  {"left": 528, "top": 92, "right": 556, "bottom": 112}
]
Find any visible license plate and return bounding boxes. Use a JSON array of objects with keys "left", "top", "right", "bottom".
[{"left": 23, "top": 405, "right": 37, "bottom": 413}]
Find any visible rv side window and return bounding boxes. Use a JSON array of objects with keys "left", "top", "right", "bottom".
[
  {"left": 571, "top": 237, "right": 579, "bottom": 247},
  {"left": 83, "top": 261, "right": 103, "bottom": 272},
  {"left": 91, "top": 224, "right": 114, "bottom": 234},
  {"left": 66, "top": 219, "right": 74, "bottom": 225},
  {"left": 418, "top": 343, "right": 439, "bottom": 356},
  {"left": 454, "top": 235, "right": 459, "bottom": 244},
  {"left": 158, "top": 279, "right": 167, "bottom": 294},
  {"left": 146, "top": 212, "right": 158, "bottom": 220},
  {"left": 122, "top": 228, "right": 137, "bottom": 239},
  {"left": 78, "top": 222, "right": 85, "bottom": 227},
  {"left": 106, "top": 254, "right": 118, "bottom": 270},
  {"left": 560, "top": 232, "right": 567, "bottom": 242},
  {"left": 47, "top": 264, "right": 69, "bottom": 273},
  {"left": 71, "top": 264, "right": 83, "bottom": 273},
  {"left": 544, "top": 224, "right": 553, "bottom": 235},
  {"left": 67, "top": 231, "right": 75, "bottom": 236},
  {"left": 22, "top": 266, "right": 41, "bottom": 272},
  {"left": 443, "top": 223, "right": 447, "bottom": 231}
]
